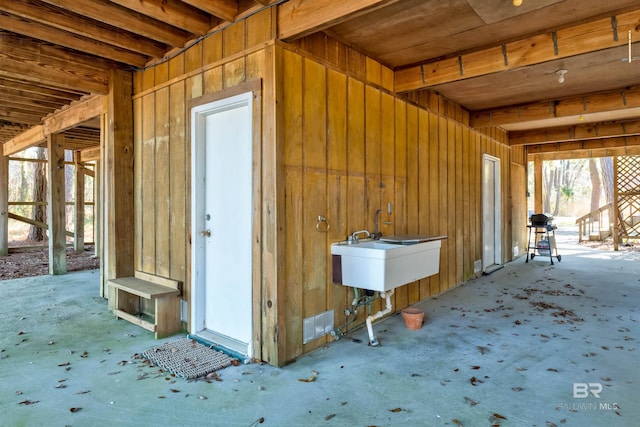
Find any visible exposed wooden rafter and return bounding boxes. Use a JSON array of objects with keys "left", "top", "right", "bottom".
[
  {"left": 510, "top": 119, "right": 640, "bottom": 145},
  {"left": 395, "top": 9, "right": 640, "bottom": 93},
  {"left": 472, "top": 87, "right": 640, "bottom": 129},
  {"left": 37, "top": 0, "right": 189, "bottom": 47},
  {"left": 0, "top": 1, "right": 168, "bottom": 59}
]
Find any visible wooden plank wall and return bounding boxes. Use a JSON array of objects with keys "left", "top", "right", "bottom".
[
  {"left": 278, "top": 41, "right": 515, "bottom": 363},
  {"left": 130, "top": 9, "right": 277, "bottom": 361}
]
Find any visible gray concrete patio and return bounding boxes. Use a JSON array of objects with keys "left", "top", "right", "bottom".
[{"left": 1, "top": 233, "right": 638, "bottom": 426}]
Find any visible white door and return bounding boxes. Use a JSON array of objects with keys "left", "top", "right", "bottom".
[
  {"left": 191, "top": 92, "right": 253, "bottom": 358},
  {"left": 482, "top": 154, "right": 501, "bottom": 272}
]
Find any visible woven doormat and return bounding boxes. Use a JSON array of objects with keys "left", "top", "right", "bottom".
[{"left": 142, "top": 338, "right": 236, "bottom": 380}]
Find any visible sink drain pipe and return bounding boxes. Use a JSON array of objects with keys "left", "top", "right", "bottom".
[{"left": 366, "top": 289, "right": 394, "bottom": 346}]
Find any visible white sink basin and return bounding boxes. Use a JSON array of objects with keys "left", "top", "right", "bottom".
[{"left": 331, "top": 236, "right": 445, "bottom": 292}]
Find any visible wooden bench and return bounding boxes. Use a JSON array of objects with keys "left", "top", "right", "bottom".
[{"left": 108, "top": 271, "right": 182, "bottom": 339}]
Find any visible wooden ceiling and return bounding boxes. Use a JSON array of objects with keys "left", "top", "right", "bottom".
[{"left": 2, "top": 0, "right": 640, "bottom": 154}]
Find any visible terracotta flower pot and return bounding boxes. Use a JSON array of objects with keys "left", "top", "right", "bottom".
[{"left": 401, "top": 308, "right": 424, "bottom": 330}]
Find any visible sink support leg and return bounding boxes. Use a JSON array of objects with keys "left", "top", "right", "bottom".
[{"left": 366, "top": 289, "right": 394, "bottom": 346}]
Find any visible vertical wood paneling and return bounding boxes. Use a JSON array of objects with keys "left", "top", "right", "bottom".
[
  {"left": 346, "top": 78, "right": 366, "bottom": 322},
  {"left": 447, "top": 120, "right": 456, "bottom": 290},
  {"left": 462, "top": 127, "right": 472, "bottom": 279},
  {"left": 184, "top": 42, "right": 202, "bottom": 73},
  {"left": 302, "top": 58, "right": 327, "bottom": 353},
  {"left": 133, "top": 98, "right": 143, "bottom": 271},
  {"left": 155, "top": 87, "right": 170, "bottom": 277},
  {"left": 282, "top": 49, "right": 303, "bottom": 361},
  {"left": 326, "top": 68, "right": 348, "bottom": 336},
  {"left": 224, "top": 58, "right": 247, "bottom": 88},
  {"left": 204, "top": 66, "right": 224, "bottom": 94},
  {"left": 438, "top": 117, "right": 448, "bottom": 293},
  {"left": 169, "top": 82, "right": 186, "bottom": 284},
  {"left": 246, "top": 8, "right": 274, "bottom": 47},
  {"left": 428, "top": 112, "right": 440, "bottom": 295},
  {"left": 203, "top": 32, "right": 223, "bottom": 65},
  {"left": 455, "top": 124, "right": 464, "bottom": 283},
  {"left": 141, "top": 94, "right": 156, "bottom": 273},
  {"left": 224, "top": 20, "right": 246, "bottom": 56},
  {"left": 417, "top": 109, "right": 430, "bottom": 298},
  {"left": 405, "top": 105, "right": 419, "bottom": 304},
  {"left": 393, "top": 101, "right": 408, "bottom": 309}
]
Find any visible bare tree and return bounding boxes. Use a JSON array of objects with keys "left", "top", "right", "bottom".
[
  {"left": 588, "top": 158, "right": 601, "bottom": 218},
  {"left": 28, "top": 147, "right": 47, "bottom": 241},
  {"left": 600, "top": 157, "right": 614, "bottom": 204}
]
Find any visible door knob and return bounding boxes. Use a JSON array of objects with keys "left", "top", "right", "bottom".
[{"left": 200, "top": 229, "right": 211, "bottom": 237}]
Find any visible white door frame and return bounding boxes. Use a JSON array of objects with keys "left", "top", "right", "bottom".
[
  {"left": 190, "top": 90, "right": 256, "bottom": 358},
  {"left": 482, "top": 154, "right": 502, "bottom": 271}
]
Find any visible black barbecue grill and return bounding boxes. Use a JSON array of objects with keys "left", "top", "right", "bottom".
[{"left": 526, "top": 213, "right": 561, "bottom": 264}]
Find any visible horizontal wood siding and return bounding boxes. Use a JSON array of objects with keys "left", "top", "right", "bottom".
[{"left": 278, "top": 44, "right": 515, "bottom": 363}]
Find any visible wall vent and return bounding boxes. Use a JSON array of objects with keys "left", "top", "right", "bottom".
[{"left": 303, "top": 309, "right": 334, "bottom": 344}]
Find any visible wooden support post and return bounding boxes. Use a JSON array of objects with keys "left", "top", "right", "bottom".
[
  {"left": 534, "top": 155, "right": 543, "bottom": 214},
  {"left": 94, "top": 159, "right": 101, "bottom": 259},
  {"left": 613, "top": 156, "right": 619, "bottom": 251},
  {"left": 47, "top": 133, "right": 67, "bottom": 275},
  {"left": 74, "top": 151, "right": 85, "bottom": 252},
  {"left": 104, "top": 69, "right": 134, "bottom": 297},
  {"left": 0, "top": 154, "right": 8, "bottom": 256}
]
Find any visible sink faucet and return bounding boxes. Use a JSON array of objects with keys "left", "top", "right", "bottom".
[
  {"left": 372, "top": 209, "right": 383, "bottom": 239},
  {"left": 351, "top": 230, "right": 371, "bottom": 243}
]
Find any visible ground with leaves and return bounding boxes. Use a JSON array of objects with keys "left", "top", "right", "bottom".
[{"left": 0, "top": 243, "right": 99, "bottom": 280}]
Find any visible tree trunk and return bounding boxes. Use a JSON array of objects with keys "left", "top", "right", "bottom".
[
  {"left": 588, "top": 158, "right": 601, "bottom": 217},
  {"left": 28, "top": 147, "right": 47, "bottom": 241},
  {"left": 600, "top": 157, "right": 614, "bottom": 204}
]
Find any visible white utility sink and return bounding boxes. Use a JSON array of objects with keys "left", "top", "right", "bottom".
[{"left": 331, "top": 235, "right": 446, "bottom": 292}]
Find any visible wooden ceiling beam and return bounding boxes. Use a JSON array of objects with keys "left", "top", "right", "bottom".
[
  {"left": 0, "top": 33, "right": 108, "bottom": 94},
  {"left": 181, "top": 0, "right": 238, "bottom": 22},
  {"left": 0, "top": 77, "right": 82, "bottom": 101},
  {"left": 510, "top": 119, "right": 640, "bottom": 145},
  {"left": 396, "top": 9, "right": 640, "bottom": 93},
  {"left": 2, "top": 95, "right": 105, "bottom": 155},
  {"left": 0, "top": 100, "right": 55, "bottom": 115},
  {"left": 3, "top": 125, "right": 45, "bottom": 156},
  {"left": 0, "top": 88, "right": 68, "bottom": 108},
  {"left": 471, "top": 87, "right": 640, "bottom": 128},
  {"left": 0, "top": 0, "right": 167, "bottom": 58},
  {"left": 0, "top": 110, "right": 43, "bottom": 124},
  {"left": 38, "top": 0, "right": 189, "bottom": 47},
  {"left": 108, "top": 0, "right": 213, "bottom": 35},
  {"left": 527, "top": 135, "right": 640, "bottom": 160},
  {"left": 0, "top": 11, "right": 149, "bottom": 67},
  {"left": 0, "top": 57, "right": 107, "bottom": 95},
  {"left": 43, "top": 96, "right": 106, "bottom": 136},
  {"left": 278, "top": 0, "right": 402, "bottom": 40}
]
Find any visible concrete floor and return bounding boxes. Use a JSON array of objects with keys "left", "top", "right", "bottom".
[{"left": 1, "top": 233, "right": 639, "bottom": 427}]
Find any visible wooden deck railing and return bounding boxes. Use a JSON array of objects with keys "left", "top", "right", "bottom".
[{"left": 575, "top": 203, "right": 613, "bottom": 242}]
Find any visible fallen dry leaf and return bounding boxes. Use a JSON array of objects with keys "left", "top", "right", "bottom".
[
  {"left": 69, "top": 407, "right": 82, "bottom": 413},
  {"left": 298, "top": 370, "right": 318, "bottom": 382},
  {"left": 18, "top": 399, "right": 39, "bottom": 405},
  {"left": 324, "top": 414, "right": 336, "bottom": 420},
  {"left": 452, "top": 419, "right": 463, "bottom": 426},
  {"left": 464, "top": 396, "right": 478, "bottom": 406},
  {"left": 389, "top": 408, "right": 404, "bottom": 413}
]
